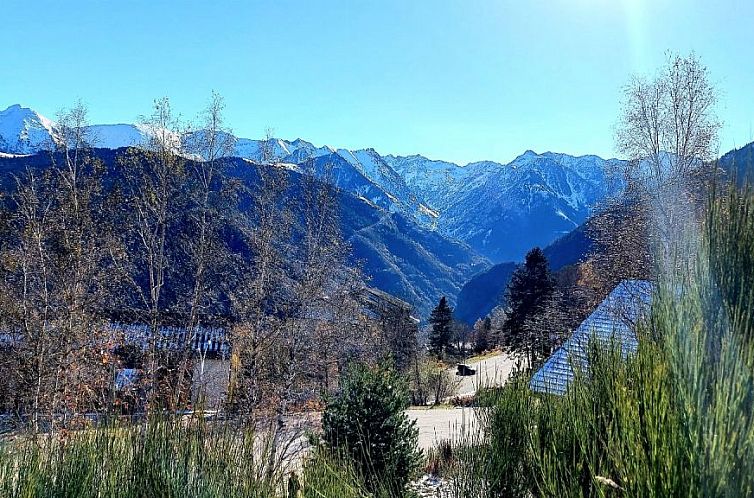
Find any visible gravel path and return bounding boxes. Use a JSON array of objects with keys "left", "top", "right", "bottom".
[
  {"left": 281, "top": 353, "right": 518, "bottom": 463},
  {"left": 408, "top": 406, "right": 479, "bottom": 450}
]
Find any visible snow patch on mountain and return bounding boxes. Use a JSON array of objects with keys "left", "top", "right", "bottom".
[
  {"left": 0, "top": 103, "right": 621, "bottom": 263},
  {"left": 418, "top": 204, "right": 439, "bottom": 219},
  {"left": 0, "top": 104, "right": 58, "bottom": 154},
  {"left": 85, "top": 123, "right": 181, "bottom": 149},
  {"left": 233, "top": 137, "right": 334, "bottom": 163}
]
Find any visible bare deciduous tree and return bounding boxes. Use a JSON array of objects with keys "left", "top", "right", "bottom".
[
  {"left": 0, "top": 101, "right": 119, "bottom": 429},
  {"left": 410, "top": 357, "right": 459, "bottom": 406},
  {"left": 226, "top": 128, "right": 293, "bottom": 415},
  {"left": 0, "top": 96, "right": 412, "bottom": 434},
  {"left": 119, "top": 97, "right": 188, "bottom": 407},
  {"left": 626, "top": 53, "right": 718, "bottom": 255},
  {"left": 173, "top": 92, "right": 237, "bottom": 408},
  {"left": 615, "top": 52, "right": 719, "bottom": 187}
]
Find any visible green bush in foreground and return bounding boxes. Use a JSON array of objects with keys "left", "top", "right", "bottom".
[{"left": 321, "top": 362, "right": 422, "bottom": 497}]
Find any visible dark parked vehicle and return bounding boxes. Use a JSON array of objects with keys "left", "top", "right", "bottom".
[{"left": 456, "top": 364, "right": 476, "bottom": 376}]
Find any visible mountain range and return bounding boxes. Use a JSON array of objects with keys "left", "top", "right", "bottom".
[
  {"left": 0, "top": 149, "right": 488, "bottom": 318},
  {"left": 0, "top": 103, "right": 622, "bottom": 316}
]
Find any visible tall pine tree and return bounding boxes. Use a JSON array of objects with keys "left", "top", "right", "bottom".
[
  {"left": 428, "top": 296, "right": 453, "bottom": 359},
  {"left": 502, "top": 247, "right": 555, "bottom": 368}
]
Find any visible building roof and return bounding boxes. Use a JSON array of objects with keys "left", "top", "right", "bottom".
[
  {"left": 529, "top": 279, "right": 653, "bottom": 395},
  {"left": 109, "top": 323, "right": 230, "bottom": 357}
]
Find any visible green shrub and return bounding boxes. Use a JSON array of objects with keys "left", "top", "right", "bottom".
[{"left": 321, "top": 362, "right": 422, "bottom": 496}]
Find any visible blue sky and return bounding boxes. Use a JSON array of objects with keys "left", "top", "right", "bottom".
[{"left": 1, "top": 0, "right": 752, "bottom": 164}]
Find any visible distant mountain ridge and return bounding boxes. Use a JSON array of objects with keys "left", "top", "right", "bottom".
[
  {"left": 6, "top": 103, "right": 749, "bottom": 318},
  {"left": 0, "top": 103, "right": 619, "bottom": 265},
  {"left": 0, "top": 149, "right": 487, "bottom": 318},
  {"left": 407, "top": 151, "right": 620, "bottom": 262}
]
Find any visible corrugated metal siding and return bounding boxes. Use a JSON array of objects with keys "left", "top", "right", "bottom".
[{"left": 529, "top": 280, "right": 653, "bottom": 395}]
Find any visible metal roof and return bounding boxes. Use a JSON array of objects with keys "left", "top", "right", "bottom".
[
  {"left": 109, "top": 323, "right": 230, "bottom": 357},
  {"left": 529, "top": 279, "right": 653, "bottom": 395}
]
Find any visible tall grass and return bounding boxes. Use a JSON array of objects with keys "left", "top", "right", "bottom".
[
  {"left": 0, "top": 418, "right": 282, "bottom": 497},
  {"left": 435, "top": 184, "right": 754, "bottom": 497},
  {"left": 300, "top": 448, "right": 372, "bottom": 498},
  {"left": 0, "top": 416, "right": 379, "bottom": 498}
]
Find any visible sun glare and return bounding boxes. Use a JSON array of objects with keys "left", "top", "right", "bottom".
[{"left": 565, "top": 0, "right": 648, "bottom": 69}]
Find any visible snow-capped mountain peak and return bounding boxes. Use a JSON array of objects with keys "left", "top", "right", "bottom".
[
  {"left": 0, "top": 102, "right": 619, "bottom": 263},
  {"left": 518, "top": 149, "right": 539, "bottom": 161},
  {"left": 0, "top": 104, "right": 59, "bottom": 154}
]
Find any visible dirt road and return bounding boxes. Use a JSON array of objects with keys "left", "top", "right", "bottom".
[
  {"left": 452, "top": 352, "right": 518, "bottom": 397},
  {"left": 409, "top": 352, "right": 517, "bottom": 449}
]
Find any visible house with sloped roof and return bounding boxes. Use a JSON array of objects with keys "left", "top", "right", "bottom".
[
  {"left": 108, "top": 285, "right": 418, "bottom": 411},
  {"left": 529, "top": 279, "right": 653, "bottom": 395}
]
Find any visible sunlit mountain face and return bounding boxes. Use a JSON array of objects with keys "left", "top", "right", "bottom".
[{"left": 0, "top": 104, "right": 621, "bottom": 263}]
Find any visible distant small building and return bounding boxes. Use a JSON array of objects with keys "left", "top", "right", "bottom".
[
  {"left": 110, "top": 324, "right": 231, "bottom": 410},
  {"left": 110, "top": 285, "right": 416, "bottom": 411},
  {"left": 529, "top": 279, "right": 653, "bottom": 395}
]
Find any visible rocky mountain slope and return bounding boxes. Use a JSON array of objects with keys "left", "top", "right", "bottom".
[
  {"left": 0, "top": 104, "right": 619, "bottom": 263},
  {"left": 0, "top": 103, "right": 626, "bottom": 314},
  {"left": 0, "top": 148, "right": 488, "bottom": 317}
]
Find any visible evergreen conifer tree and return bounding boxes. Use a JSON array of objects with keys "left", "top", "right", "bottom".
[
  {"left": 502, "top": 247, "right": 555, "bottom": 367},
  {"left": 428, "top": 296, "right": 453, "bottom": 358},
  {"left": 321, "top": 362, "right": 421, "bottom": 494}
]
